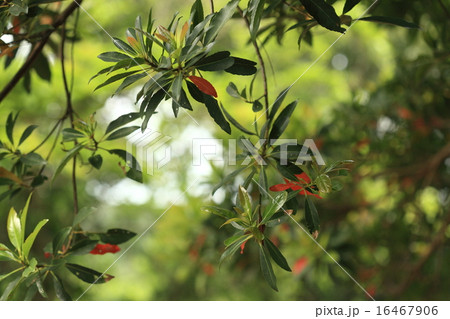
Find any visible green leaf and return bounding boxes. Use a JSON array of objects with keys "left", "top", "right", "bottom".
[
  {"left": 225, "top": 57, "right": 257, "bottom": 75},
  {"left": 304, "top": 196, "right": 320, "bottom": 238},
  {"left": 203, "top": 95, "right": 231, "bottom": 134},
  {"left": 67, "top": 239, "right": 98, "bottom": 255},
  {"left": 221, "top": 104, "right": 256, "bottom": 135},
  {"left": 261, "top": 191, "right": 287, "bottom": 224},
  {"left": 18, "top": 125, "right": 38, "bottom": 146},
  {"left": 265, "top": 237, "right": 291, "bottom": 271},
  {"left": 126, "top": 167, "right": 143, "bottom": 183},
  {"left": 22, "top": 258, "right": 37, "bottom": 278},
  {"left": 0, "top": 275, "right": 22, "bottom": 300},
  {"left": 269, "top": 100, "right": 298, "bottom": 143},
  {"left": 171, "top": 73, "right": 183, "bottom": 102},
  {"left": 269, "top": 87, "right": 290, "bottom": 122},
  {"left": 0, "top": 268, "right": 22, "bottom": 283},
  {"left": 106, "top": 126, "right": 140, "bottom": 140},
  {"left": 88, "top": 154, "right": 103, "bottom": 170},
  {"left": 259, "top": 244, "right": 278, "bottom": 291},
  {"left": 141, "top": 88, "right": 167, "bottom": 131},
  {"left": 105, "top": 112, "right": 140, "bottom": 134},
  {"left": 252, "top": 100, "right": 263, "bottom": 112},
  {"left": 52, "top": 143, "right": 85, "bottom": 181},
  {"left": 33, "top": 53, "right": 51, "bottom": 81},
  {"left": 315, "top": 174, "right": 332, "bottom": 193},
  {"left": 114, "top": 72, "right": 148, "bottom": 95},
  {"left": 7, "top": 207, "right": 22, "bottom": 254},
  {"left": 94, "top": 70, "right": 141, "bottom": 91},
  {"left": 53, "top": 226, "right": 72, "bottom": 256},
  {"left": 343, "top": 0, "right": 361, "bottom": 14},
  {"left": 52, "top": 273, "right": 72, "bottom": 301},
  {"left": 226, "top": 82, "right": 241, "bottom": 98},
  {"left": 65, "top": 263, "right": 114, "bottom": 284},
  {"left": 212, "top": 165, "right": 249, "bottom": 195},
  {"left": 108, "top": 149, "right": 141, "bottom": 171},
  {"left": 186, "top": 80, "right": 204, "bottom": 103},
  {"left": 22, "top": 219, "right": 48, "bottom": 260},
  {"left": 100, "top": 228, "right": 136, "bottom": 245},
  {"left": 97, "top": 51, "right": 131, "bottom": 62},
  {"left": 238, "top": 185, "right": 252, "bottom": 218},
  {"left": 0, "top": 243, "right": 16, "bottom": 262},
  {"left": 202, "top": 206, "right": 235, "bottom": 219},
  {"left": 276, "top": 159, "right": 303, "bottom": 181},
  {"left": 179, "top": 89, "right": 193, "bottom": 110},
  {"left": 6, "top": 112, "right": 17, "bottom": 145},
  {"left": 62, "top": 128, "right": 85, "bottom": 142},
  {"left": 299, "top": 0, "right": 345, "bottom": 33},
  {"left": 20, "top": 153, "right": 46, "bottom": 166},
  {"left": 357, "top": 16, "right": 420, "bottom": 29},
  {"left": 190, "top": 0, "right": 204, "bottom": 27},
  {"left": 204, "top": 0, "right": 240, "bottom": 44},
  {"left": 73, "top": 207, "right": 96, "bottom": 226},
  {"left": 112, "top": 37, "right": 136, "bottom": 55},
  {"left": 224, "top": 232, "right": 245, "bottom": 246},
  {"left": 20, "top": 193, "right": 32, "bottom": 245},
  {"left": 195, "top": 51, "right": 235, "bottom": 71},
  {"left": 249, "top": 0, "right": 265, "bottom": 39},
  {"left": 220, "top": 234, "right": 252, "bottom": 264}
]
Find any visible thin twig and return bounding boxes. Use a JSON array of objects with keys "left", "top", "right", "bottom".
[
  {"left": 210, "top": 0, "right": 215, "bottom": 14},
  {"left": 0, "top": 0, "right": 83, "bottom": 103},
  {"left": 61, "top": 22, "right": 78, "bottom": 216}
]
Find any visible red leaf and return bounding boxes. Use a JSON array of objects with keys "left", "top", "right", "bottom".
[
  {"left": 240, "top": 240, "right": 247, "bottom": 254},
  {"left": 294, "top": 172, "right": 311, "bottom": 184},
  {"left": 89, "top": 243, "right": 121, "bottom": 255},
  {"left": 188, "top": 75, "right": 218, "bottom": 98},
  {"left": 269, "top": 183, "right": 292, "bottom": 191}
]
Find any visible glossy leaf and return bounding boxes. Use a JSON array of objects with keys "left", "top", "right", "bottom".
[
  {"left": 0, "top": 243, "right": 16, "bottom": 262},
  {"left": 202, "top": 206, "right": 235, "bottom": 219},
  {"left": 141, "top": 88, "right": 167, "bottom": 131},
  {"left": 188, "top": 76, "right": 218, "bottom": 97},
  {"left": 100, "top": 228, "right": 136, "bottom": 245},
  {"left": 225, "top": 57, "right": 257, "bottom": 75},
  {"left": 7, "top": 207, "right": 22, "bottom": 253},
  {"left": 276, "top": 159, "right": 303, "bottom": 181},
  {"left": 105, "top": 112, "right": 140, "bottom": 134},
  {"left": 269, "top": 87, "right": 290, "bottom": 122},
  {"left": 114, "top": 72, "right": 148, "bottom": 95},
  {"left": 88, "top": 154, "right": 103, "bottom": 170},
  {"left": 299, "top": 0, "right": 345, "bottom": 33},
  {"left": 68, "top": 239, "right": 99, "bottom": 255},
  {"left": 249, "top": 0, "right": 265, "bottom": 39},
  {"left": 106, "top": 126, "right": 140, "bottom": 140},
  {"left": 220, "top": 234, "right": 252, "bottom": 264},
  {"left": 97, "top": 51, "right": 130, "bottom": 62},
  {"left": 265, "top": 237, "right": 291, "bottom": 271},
  {"left": 358, "top": 16, "right": 420, "bottom": 29},
  {"left": 190, "top": 0, "right": 204, "bottom": 27},
  {"left": 221, "top": 104, "right": 256, "bottom": 135},
  {"left": 22, "top": 219, "right": 48, "bottom": 260},
  {"left": 112, "top": 37, "right": 136, "bottom": 55},
  {"left": 238, "top": 185, "right": 252, "bottom": 218},
  {"left": 186, "top": 80, "right": 204, "bottom": 103},
  {"left": 259, "top": 244, "right": 278, "bottom": 291},
  {"left": 203, "top": 94, "right": 231, "bottom": 134},
  {"left": 343, "top": 0, "right": 361, "bottom": 14},
  {"left": 62, "top": 128, "right": 85, "bottom": 141},
  {"left": 269, "top": 100, "right": 298, "bottom": 143},
  {"left": 20, "top": 153, "right": 46, "bottom": 166},
  {"left": 52, "top": 273, "right": 72, "bottom": 301},
  {"left": 6, "top": 112, "right": 17, "bottom": 145},
  {"left": 108, "top": 149, "right": 141, "bottom": 171},
  {"left": 261, "top": 191, "right": 287, "bottom": 224},
  {"left": 204, "top": 0, "right": 240, "bottom": 44},
  {"left": 66, "top": 263, "right": 114, "bottom": 284},
  {"left": 195, "top": 51, "right": 235, "bottom": 71},
  {"left": 18, "top": 125, "right": 38, "bottom": 146},
  {"left": 94, "top": 70, "right": 140, "bottom": 91},
  {"left": 304, "top": 196, "right": 320, "bottom": 238}
]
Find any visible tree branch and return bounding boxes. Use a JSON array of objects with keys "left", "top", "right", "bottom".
[{"left": 0, "top": 0, "right": 83, "bottom": 104}]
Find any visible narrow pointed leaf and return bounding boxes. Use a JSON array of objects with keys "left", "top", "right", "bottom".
[
  {"left": 265, "top": 237, "right": 291, "bottom": 271},
  {"left": 18, "top": 125, "right": 38, "bottom": 146},
  {"left": 259, "top": 244, "right": 278, "bottom": 291},
  {"left": 66, "top": 263, "right": 114, "bottom": 284},
  {"left": 305, "top": 196, "right": 320, "bottom": 237},
  {"left": 204, "top": 0, "right": 240, "bottom": 44},
  {"left": 203, "top": 95, "right": 231, "bottom": 134},
  {"left": 52, "top": 273, "right": 72, "bottom": 301},
  {"left": 225, "top": 57, "right": 257, "bottom": 75},
  {"left": 97, "top": 51, "right": 130, "bottom": 62},
  {"left": 52, "top": 143, "right": 85, "bottom": 181},
  {"left": 269, "top": 100, "right": 298, "bottom": 143},
  {"left": 343, "top": 0, "right": 361, "bottom": 14},
  {"left": 202, "top": 206, "right": 235, "bottom": 219},
  {"left": 106, "top": 126, "right": 140, "bottom": 140},
  {"left": 221, "top": 104, "right": 256, "bottom": 135},
  {"left": 22, "top": 219, "right": 48, "bottom": 259},
  {"left": 7, "top": 208, "right": 22, "bottom": 253},
  {"left": 299, "top": 0, "right": 345, "bottom": 33},
  {"left": 261, "top": 191, "right": 287, "bottom": 224},
  {"left": 105, "top": 112, "right": 140, "bottom": 134},
  {"left": 269, "top": 87, "right": 290, "bottom": 122}
]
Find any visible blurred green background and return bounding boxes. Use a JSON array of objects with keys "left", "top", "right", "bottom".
[{"left": 0, "top": 0, "right": 449, "bottom": 300}]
